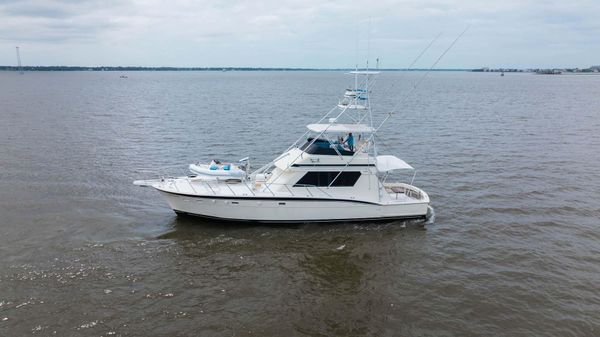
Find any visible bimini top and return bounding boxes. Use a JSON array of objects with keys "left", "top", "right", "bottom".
[
  {"left": 307, "top": 123, "right": 375, "bottom": 134},
  {"left": 376, "top": 155, "right": 414, "bottom": 172}
]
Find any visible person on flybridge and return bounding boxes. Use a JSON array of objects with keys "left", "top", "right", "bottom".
[{"left": 343, "top": 132, "right": 355, "bottom": 152}]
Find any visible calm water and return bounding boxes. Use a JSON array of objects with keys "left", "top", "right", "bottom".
[{"left": 1, "top": 71, "right": 599, "bottom": 336}]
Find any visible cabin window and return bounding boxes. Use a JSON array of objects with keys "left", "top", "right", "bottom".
[
  {"left": 299, "top": 138, "right": 354, "bottom": 156},
  {"left": 294, "top": 171, "right": 361, "bottom": 187}
]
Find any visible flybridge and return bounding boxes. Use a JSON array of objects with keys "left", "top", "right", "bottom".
[{"left": 288, "top": 67, "right": 380, "bottom": 159}]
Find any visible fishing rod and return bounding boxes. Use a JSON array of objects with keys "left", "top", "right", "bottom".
[
  {"left": 327, "top": 27, "right": 469, "bottom": 187},
  {"left": 340, "top": 28, "right": 442, "bottom": 119},
  {"left": 374, "top": 25, "right": 470, "bottom": 133},
  {"left": 408, "top": 32, "right": 444, "bottom": 70},
  {"left": 254, "top": 28, "right": 463, "bottom": 178},
  {"left": 369, "top": 32, "right": 443, "bottom": 98}
]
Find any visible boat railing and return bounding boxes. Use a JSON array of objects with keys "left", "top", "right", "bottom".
[
  {"left": 185, "top": 177, "right": 199, "bottom": 194},
  {"left": 202, "top": 180, "right": 216, "bottom": 195},
  {"left": 199, "top": 178, "right": 257, "bottom": 197},
  {"left": 223, "top": 181, "right": 236, "bottom": 196},
  {"left": 305, "top": 186, "right": 314, "bottom": 197},
  {"left": 186, "top": 179, "right": 337, "bottom": 199},
  {"left": 283, "top": 184, "right": 294, "bottom": 196},
  {"left": 243, "top": 180, "right": 256, "bottom": 196},
  {"left": 164, "top": 177, "right": 180, "bottom": 192},
  {"left": 263, "top": 183, "right": 276, "bottom": 196},
  {"left": 330, "top": 144, "right": 344, "bottom": 160},
  {"left": 290, "top": 184, "right": 333, "bottom": 198},
  {"left": 314, "top": 185, "right": 332, "bottom": 198},
  {"left": 383, "top": 182, "right": 424, "bottom": 200}
]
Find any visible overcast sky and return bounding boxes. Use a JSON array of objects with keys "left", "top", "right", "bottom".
[{"left": 1, "top": 0, "right": 598, "bottom": 68}]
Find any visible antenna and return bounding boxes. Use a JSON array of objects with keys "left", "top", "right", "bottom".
[
  {"left": 367, "top": 18, "right": 371, "bottom": 69},
  {"left": 15, "top": 46, "right": 23, "bottom": 74},
  {"left": 355, "top": 64, "right": 358, "bottom": 90}
]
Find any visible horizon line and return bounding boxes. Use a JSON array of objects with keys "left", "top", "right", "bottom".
[
  {"left": 0, "top": 65, "right": 472, "bottom": 71},
  {"left": 0, "top": 65, "right": 572, "bottom": 72}
]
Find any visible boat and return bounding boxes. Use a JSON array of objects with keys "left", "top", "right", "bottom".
[
  {"left": 188, "top": 159, "right": 246, "bottom": 179},
  {"left": 134, "top": 69, "right": 430, "bottom": 223}
]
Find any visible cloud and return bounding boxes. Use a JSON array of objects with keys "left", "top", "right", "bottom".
[
  {"left": 0, "top": 0, "right": 130, "bottom": 42},
  {"left": 0, "top": 0, "right": 599, "bottom": 67},
  {"left": 4, "top": 4, "right": 72, "bottom": 18}
]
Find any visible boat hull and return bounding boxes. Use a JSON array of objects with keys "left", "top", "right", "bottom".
[{"left": 157, "top": 190, "right": 428, "bottom": 223}]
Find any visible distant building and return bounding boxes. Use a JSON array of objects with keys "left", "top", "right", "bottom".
[{"left": 535, "top": 69, "right": 562, "bottom": 75}]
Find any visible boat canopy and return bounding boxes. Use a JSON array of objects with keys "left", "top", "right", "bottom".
[
  {"left": 306, "top": 123, "right": 375, "bottom": 134},
  {"left": 376, "top": 155, "right": 413, "bottom": 172}
]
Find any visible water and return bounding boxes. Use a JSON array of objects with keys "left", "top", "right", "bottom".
[{"left": 1, "top": 71, "right": 599, "bottom": 336}]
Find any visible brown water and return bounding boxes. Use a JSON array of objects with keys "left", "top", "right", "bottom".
[{"left": 1, "top": 71, "right": 599, "bottom": 336}]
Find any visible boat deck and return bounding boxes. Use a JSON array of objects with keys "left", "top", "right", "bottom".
[
  {"left": 136, "top": 177, "right": 428, "bottom": 205},
  {"left": 384, "top": 191, "right": 418, "bottom": 204}
]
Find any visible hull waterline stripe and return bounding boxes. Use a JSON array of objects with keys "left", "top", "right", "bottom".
[
  {"left": 158, "top": 189, "right": 383, "bottom": 205},
  {"left": 157, "top": 189, "right": 426, "bottom": 206},
  {"left": 174, "top": 210, "right": 427, "bottom": 224},
  {"left": 291, "top": 164, "right": 375, "bottom": 167}
]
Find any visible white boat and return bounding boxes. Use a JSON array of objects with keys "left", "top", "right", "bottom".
[
  {"left": 134, "top": 69, "right": 430, "bottom": 223},
  {"left": 188, "top": 160, "right": 246, "bottom": 178}
]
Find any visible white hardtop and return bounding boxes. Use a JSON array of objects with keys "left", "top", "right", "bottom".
[{"left": 306, "top": 123, "right": 375, "bottom": 134}]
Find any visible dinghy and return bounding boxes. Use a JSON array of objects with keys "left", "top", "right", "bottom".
[{"left": 188, "top": 160, "right": 246, "bottom": 178}]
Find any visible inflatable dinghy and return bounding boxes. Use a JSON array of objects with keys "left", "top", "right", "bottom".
[{"left": 188, "top": 160, "right": 246, "bottom": 178}]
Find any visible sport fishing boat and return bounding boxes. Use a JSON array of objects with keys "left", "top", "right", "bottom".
[{"left": 134, "top": 69, "right": 430, "bottom": 223}]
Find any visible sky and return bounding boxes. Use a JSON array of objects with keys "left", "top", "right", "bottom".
[{"left": 0, "top": 0, "right": 599, "bottom": 68}]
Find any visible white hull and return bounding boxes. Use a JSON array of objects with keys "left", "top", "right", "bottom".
[{"left": 158, "top": 190, "right": 428, "bottom": 223}]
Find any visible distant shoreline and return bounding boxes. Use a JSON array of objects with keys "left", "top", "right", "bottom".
[
  {"left": 2, "top": 66, "right": 598, "bottom": 74},
  {"left": 0, "top": 66, "right": 471, "bottom": 72}
]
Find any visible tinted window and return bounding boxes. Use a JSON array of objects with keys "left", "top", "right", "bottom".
[
  {"left": 294, "top": 171, "right": 361, "bottom": 187},
  {"left": 299, "top": 138, "right": 354, "bottom": 156}
]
